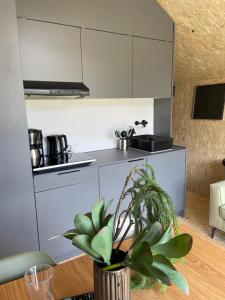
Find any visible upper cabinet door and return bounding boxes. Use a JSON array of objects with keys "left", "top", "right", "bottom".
[
  {"left": 17, "top": 19, "right": 82, "bottom": 82},
  {"left": 82, "top": 29, "right": 132, "bottom": 98},
  {"left": 16, "top": 0, "right": 173, "bottom": 42},
  {"left": 133, "top": 37, "right": 173, "bottom": 99}
]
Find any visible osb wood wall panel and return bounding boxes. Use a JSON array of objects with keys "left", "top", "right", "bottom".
[
  {"left": 173, "top": 79, "right": 225, "bottom": 197},
  {"left": 156, "top": 0, "right": 225, "bottom": 197},
  {"left": 157, "top": 0, "right": 225, "bottom": 83}
]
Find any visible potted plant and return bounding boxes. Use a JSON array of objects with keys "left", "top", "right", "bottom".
[{"left": 52, "top": 166, "right": 192, "bottom": 299}]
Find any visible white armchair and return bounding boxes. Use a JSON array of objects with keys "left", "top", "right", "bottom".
[{"left": 209, "top": 180, "right": 225, "bottom": 238}]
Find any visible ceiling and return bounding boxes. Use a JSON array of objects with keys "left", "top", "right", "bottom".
[{"left": 157, "top": 0, "right": 225, "bottom": 83}]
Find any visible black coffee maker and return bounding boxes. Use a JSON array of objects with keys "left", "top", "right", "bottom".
[{"left": 47, "top": 135, "right": 68, "bottom": 157}]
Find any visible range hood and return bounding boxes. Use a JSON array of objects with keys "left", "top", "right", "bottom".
[{"left": 23, "top": 81, "right": 90, "bottom": 98}]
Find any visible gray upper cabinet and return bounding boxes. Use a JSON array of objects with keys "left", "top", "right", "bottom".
[
  {"left": 15, "top": 0, "right": 173, "bottom": 42},
  {"left": 127, "top": 0, "right": 173, "bottom": 41},
  {"left": 148, "top": 150, "right": 186, "bottom": 215},
  {"left": 133, "top": 37, "right": 173, "bottom": 99},
  {"left": 17, "top": 19, "right": 82, "bottom": 82},
  {"left": 82, "top": 29, "right": 132, "bottom": 98}
]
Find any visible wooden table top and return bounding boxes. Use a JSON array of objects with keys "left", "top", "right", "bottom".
[{"left": 1, "top": 222, "right": 225, "bottom": 300}]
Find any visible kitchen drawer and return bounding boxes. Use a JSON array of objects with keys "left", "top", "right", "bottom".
[{"left": 34, "top": 166, "right": 98, "bottom": 192}]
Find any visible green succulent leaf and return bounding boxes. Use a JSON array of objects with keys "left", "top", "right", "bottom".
[
  {"left": 155, "top": 223, "right": 173, "bottom": 246},
  {"left": 128, "top": 240, "right": 173, "bottom": 285},
  {"left": 91, "top": 226, "right": 112, "bottom": 265},
  {"left": 61, "top": 229, "right": 80, "bottom": 240},
  {"left": 85, "top": 212, "right": 92, "bottom": 219},
  {"left": 107, "top": 215, "right": 115, "bottom": 231},
  {"left": 92, "top": 199, "right": 105, "bottom": 231},
  {"left": 153, "top": 255, "right": 189, "bottom": 295},
  {"left": 153, "top": 254, "right": 176, "bottom": 271},
  {"left": 143, "top": 222, "right": 163, "bottom": 246},
  {"left": 102, "top": 214, "right": 114, "bottom": 234},
  {"left": 152, "top": 234, "right": 193, "bottom": 258},
  {"left": 74, "top": 214, "right": 96, "bottom": 237},
  {"left": 49, "top": 229, "right": 80, "bottom": 241},
  {"left": 130, "top": 241, "right": 152, "bottom": 263},
  {"left": 128, "top": 258, "right": 152, "bottom": 275},
  {"left": 130, "top": 222, "right": 162, "bottom": 251},
  {"left": 129, "top": 230, "right": 146, "bottom": 251},
  {"left": 72, "top": 235, "right": 101, "bottom": 260},
  {"left": 147, "top": 266, "right": 172, "bottom": 286},
  {"left": 129, "top": 262, "right": 172, "bottom": 286},
  {"left": 103, "top": 198, "right": 114, "bottom": 218},
  {"left": 102, "top": 213, "right": 113, "bottom": 226}
]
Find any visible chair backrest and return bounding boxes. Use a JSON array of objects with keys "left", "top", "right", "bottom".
[{"left": 0, "top": 251, "right": 56, "bottom": 285}]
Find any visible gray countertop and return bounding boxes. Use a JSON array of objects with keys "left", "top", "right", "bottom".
[
  {"left": 85, "top": 145, "right": 186, "bottom": 167},
  {"left": 33, "top": 145, "right": 186, "bottom": 175}
]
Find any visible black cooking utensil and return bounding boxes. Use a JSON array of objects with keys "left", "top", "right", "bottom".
[
  {"left": 127, "top": 126, "right": 135, "bottom": 137},
  {"left": 115, "top": 130, "right": 122, "bottom": 140},
  {"left": 121, "top": 130, "right": 127, "bottom": 139}
]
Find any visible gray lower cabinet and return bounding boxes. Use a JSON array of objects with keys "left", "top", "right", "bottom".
[
  {"left": 33, "top": 149, "right": 186, "bottom": 262},
  {"left": 17, "top": 19, "right": 82, "bottom": 82},
  {"left": 148, "top": 150, "right": 186, "bottom": 216},
  {"left": 35, "top": 169, "right": 99, "bottom": 262},
  {"left": 99, "top": 158, "right": 147, "bottom": 212},
  {"left": 133, "top": 37, "right": 173, "bottom": 99},
  {"left": 82, "top": 29, "right": 132, "bottom": 98}
]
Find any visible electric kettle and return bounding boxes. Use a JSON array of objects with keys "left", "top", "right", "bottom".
[{"left": 47, "top": 135, "right": 68, "bottom": 156}]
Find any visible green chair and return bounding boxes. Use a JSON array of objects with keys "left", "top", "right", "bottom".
[{"left": 0, "top": 251, "right": 56, "bottom": 285}]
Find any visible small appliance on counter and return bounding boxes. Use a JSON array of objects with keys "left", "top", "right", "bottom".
[
  {"left": 31, "top": 133, "right": 96, "bottom": 173},
  {"left": 47, "top": 134, "right": 69, "bottom": 156},
  {"left": 115, "top": 126, "right": 135, "bottom": 151},
  {"left": 129, "top": 135, "right": 173, "bottom": 153},
  {"left": 28, "top": 129, "right": 44, "bottom": 168}
]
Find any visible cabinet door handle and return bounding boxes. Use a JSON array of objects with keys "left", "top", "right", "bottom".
[
  {"left": 57, "top": 169, "right": 81, "bottom": 175},
  {"left": 128, "top": 158, "right": 145, "bottom": 163}
]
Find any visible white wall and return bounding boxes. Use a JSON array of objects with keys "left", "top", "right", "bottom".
[{"left": 26, "top": 98, "right": 154, "bottom": 153}]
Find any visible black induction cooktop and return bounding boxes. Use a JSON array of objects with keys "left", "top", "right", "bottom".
[{"left": 33, "top": 152, "right": 96, "bottom": 173}]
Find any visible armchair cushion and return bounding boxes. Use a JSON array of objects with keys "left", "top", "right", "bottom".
[
  {"left": 210, "top": 180, "right": 225, "bottom": 231},
  {"left": 220, "top": 204, "right": 225, "bottom": 220}
]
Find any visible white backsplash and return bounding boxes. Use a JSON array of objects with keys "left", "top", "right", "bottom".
[{"left": 26, "top": 98, "right": 154, "bottom": 153}]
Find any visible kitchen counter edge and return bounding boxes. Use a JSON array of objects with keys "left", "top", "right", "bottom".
[{"left": 33, "top": 145, "right": 186, "bottom": 176}]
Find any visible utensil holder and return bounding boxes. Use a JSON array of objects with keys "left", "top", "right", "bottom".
[{"left": 118, "top": 139, "right": 127, "bottom": 151}]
